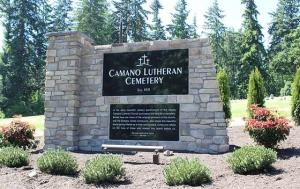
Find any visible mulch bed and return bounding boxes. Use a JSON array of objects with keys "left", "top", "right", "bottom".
[{"left": 0, "top": 125, "right": 299, "bottom": 189}]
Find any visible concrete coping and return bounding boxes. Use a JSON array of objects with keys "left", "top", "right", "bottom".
[
  {"left": 94, "top": 38, "right": 209, "bottom": 50},
  {"left": 46, "top": 31, "right": 95, "bottom": 44}
]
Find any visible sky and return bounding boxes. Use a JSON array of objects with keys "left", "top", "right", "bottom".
[{"left": 0, "top": 0, "right": 278, "bottom": 50}]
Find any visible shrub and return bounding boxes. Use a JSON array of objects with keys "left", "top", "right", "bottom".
[
  {"left": 280, "top": 80, "right": 292, "bottom": 96},
  {"left": 292, "top": 68, "right": 300, "bottom": 125},
  {"left": 163, "top": 157, "right": 211, "bottom": 186},
  {"left": 247, "top": 68, "right": 266, "bottom": 116},
  {"left": 217, "top": 69, "right": 231, "bottom": 119},
  {"left": 5, "top": 101, "right": 32, "bottom": 117},
  {"left": 227, "top": 146, "right": 277, "bottom": 174},
  {"left": 0, "top": 147, "right": 29, "bottom": 167},
  {"left": 0, "top": 133, "right": 9, "bottom": 147},
  {"left": 0, "top": 133, "right": 4, "bottom": 147},
  {"left": 1, "top": 119, "right": 35, "bottom": 148},
  {"left": 29, "top": 90, "right": 45, "bottom": 115},
  {"left": 245, "top": 105, "right": 291, "bottom": 148},
  {"left": 37, "top": 149, "right": 78, "bottom": 175},
  {"left": 83, "top": 155, "right": 125, "bottom": 184},
  {"left": 0, "top": 110, "right": 5, "bottom": 119}
]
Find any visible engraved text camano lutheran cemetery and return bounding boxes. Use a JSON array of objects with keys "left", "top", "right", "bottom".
[{"left": 103, "top": 49, "right": 189, "bottom": 96}]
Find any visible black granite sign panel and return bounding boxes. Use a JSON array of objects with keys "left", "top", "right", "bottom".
[
  {"left": 110, "top": 104, "right": 179, "bottom": 141},
  {"left": 103, "top": 49, "right": 188, "bottom": 96}
]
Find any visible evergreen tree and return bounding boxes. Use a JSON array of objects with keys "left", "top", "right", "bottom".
[
  {"left": 268, "top": 0, "right": 300, "bottom": 94},
  {"left": 269, "top": 0, "right": 300, "bottom": 56},
  {"left": 0, "top": 0, "right": 49, "bottom": 116},
  {"left": 239, "top": 0, "right": 266, "bottom": 99},
  {"left": 292, "top": 68, "right": 300, "bottom": 125},
  {"left": 189, "top": 16, "right": 199, "bottom": 39},
  {"left": 76, "top": 0, "right": 113, "bottom": 45},
  {"left": 150, "top": 0, "right": 166, "bottom": 40},
  {"left": 113, "top": 0, "right": 149, "bottom": 43},
  {"left": 112, "top": 0, "right": 130, "bottom": 43},
  {"left": 217, "top": 69, "right": 231, "bottom": 119},
  {"left": 223, "top": 29, "right": 243, "bottom": 99},
  {"left": 203, "top": 0, "right": 226, "bottom": 69},
  {"left": 271, "top": 25, "right": 300, "bottom": 84},
  {"left": 130, "top": 0, "right": 149, "bottom": 42},
  {"left": 50, "top": 0, "right": 73, "bottom": 32},
  {"left": 167, "top": 0, "right": 192, "bottom": 39},
  {"left": 247, "top": 68, "right": 266, "bottom": 115}
]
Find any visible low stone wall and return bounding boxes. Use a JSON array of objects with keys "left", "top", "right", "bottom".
[{"left": 44, "top": 31, "right": 229, "bottom": 153}]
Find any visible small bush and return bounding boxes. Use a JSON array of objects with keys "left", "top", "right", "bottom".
[
  {"left": 246, "top": 105, "right": 291, "bottom": 148},
  {"left": 227, "top": 146, "right": 277, "bottom": 174},
  {"left": 247, "top": 68, "right": 266, "bottom": 116},
  {"left": 163, "top": 157, "right": 211, "bottom": 186},
  {"left": 292, "top": 68, "right": 300, "bottom": 125},
  {"left": 217, "top": 69, "right": 231, "bottom": 119},
  {"left": 280, "top": 80, "right": 292, "bottom": 96},
  {"left": 0, "top": 133, "right": 5, "bottom": 147},
  {"left": 0, "top": 110, "right": 5, "bottom": 119},
  {"left": 37, "top": 149, "right": 78, "bottom": 175},
  {"left": 83, "top": 155, "right": 125, "bottom": 184},
  {"left": 5, "top": 101, "right": 32, "bottom": 117},
  {"left": 1, "top": 119, "right": 35, "bottom": 148},
  {"left": 0, "top": 147, "right": 29, "bottom": 167}
]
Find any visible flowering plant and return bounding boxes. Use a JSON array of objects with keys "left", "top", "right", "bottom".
[
  {"left": 245, "top": 105, "right": 291, "bottom": 148},
  {"left": 1, "top": 119, "right": 35, "bottom": 148}
]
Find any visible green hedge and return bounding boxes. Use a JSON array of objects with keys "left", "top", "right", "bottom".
[
  {"left": 292, "top": 68, "right": 300, "bottom": 125},
  {"left": 0, "top": 147, "right": 29, "bottom": 167},
  {"left": 37, "top": 149, "right": 78, "bottom": 175},
  {"left": 83, "top": 155, "right": 125, "bottom": 184},
  {"left": 164, "top": 157, "right": 211, "bottom": 186},
  {"left": 227, "top": 146, "right": 277, "bottom": 174}
]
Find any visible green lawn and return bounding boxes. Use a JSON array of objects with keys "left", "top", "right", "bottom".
[
  {"left": 231, "top": 96, "right": 292, "bottom": 119},
  {"left": 0, "top": 96, "right": 292, "bottom": 130},
  {"left": 0, "top": 115, "right": 44, "bottom": 131}
]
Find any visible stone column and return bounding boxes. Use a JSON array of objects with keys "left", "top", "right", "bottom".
[{"left": 44, "top": 31, "right": 93, "bottom": 150}]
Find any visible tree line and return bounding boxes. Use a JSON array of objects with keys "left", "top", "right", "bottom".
[
  {"left": 0, "top": 0, "right": 299, "bottom": 117},
  {"left": 205, "top": 0, "right": 300, "bottom": 99}
]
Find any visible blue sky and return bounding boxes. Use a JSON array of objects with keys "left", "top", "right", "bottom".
[{"left": 0, "top": 0, "right": 278, "bottom": 49}]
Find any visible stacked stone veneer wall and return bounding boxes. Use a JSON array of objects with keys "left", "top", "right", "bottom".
[{"left": 44, "top": 31, "right": 229, "bottom": 153}]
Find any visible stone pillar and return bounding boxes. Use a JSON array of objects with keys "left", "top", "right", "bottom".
[{"left": 44, "top": 31, "right": 93, "bottom": 150}]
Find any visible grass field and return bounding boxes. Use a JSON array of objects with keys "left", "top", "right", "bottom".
[
  {"left": 231, "top": 96, "right": 292, "bottom": 118},
  {"left": 0, "top": 96, "right": 292, "bottom": 130},
  {"left": 0, "top": 115, "right": 44, "bottom": 131}
]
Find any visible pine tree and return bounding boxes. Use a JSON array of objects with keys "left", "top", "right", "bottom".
[
  {"left": 247, "top": 68, "right": 266, "bottom": 115},
  {"left": 0, "top": 0, "right": 49, "bottom": 116},
  {"left": 223, "top": 29, "right": 243, "bottom": 99},
  {"left": 292, "top": 68, "right": 300, "bottom": 125},
  {"left": 203, "top": 0, "right": 226, "bottom": 69},
  {"left": 113, "top": 0, "right": 149, "bottom": 43},
  {"left": 167, "top": 0, "right": 192, "bottom": 39},
  {"left": 112, "top": 0, "right": 130, "bottom": 43},
  {"left": 269, "top": 0, "right": 300, "bottom": 55},
  {"left": 150, "top": 0, "right": 166, "bottom": 40},
  {"left": 50, "top": 0, "right": 73, "bottom": 32},
  {"left": 130, "top": 0, "right": 149, "bottom": 42},
  {"left": 268, "top": 0, "right": 300, "bottom": 95},
  {"left": 217, "top": 69, "right": 231, "bottom": 119},
  {"left": 189, "top": 16, "right": 199, "bottom": 39},
  {"left": 239, "top": 0, "right": 266, "bottom": 99},
  {"left": 76, "top": 0, "right": 113, "bottom": 45}
]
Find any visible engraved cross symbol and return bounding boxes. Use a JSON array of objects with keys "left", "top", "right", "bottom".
[
  {"left": 136, "top": 54, "right": 152, "bottom": 67},
  {"left": 142, "top": 54, "right": 147, "bottom": 64},
  {"left": 138, "top": 58, "right": 143, "bottom": 66}
]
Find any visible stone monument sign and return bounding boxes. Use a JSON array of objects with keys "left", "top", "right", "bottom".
[{"left": 44, "top": 31, "right": 229, "bottom": 153}]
